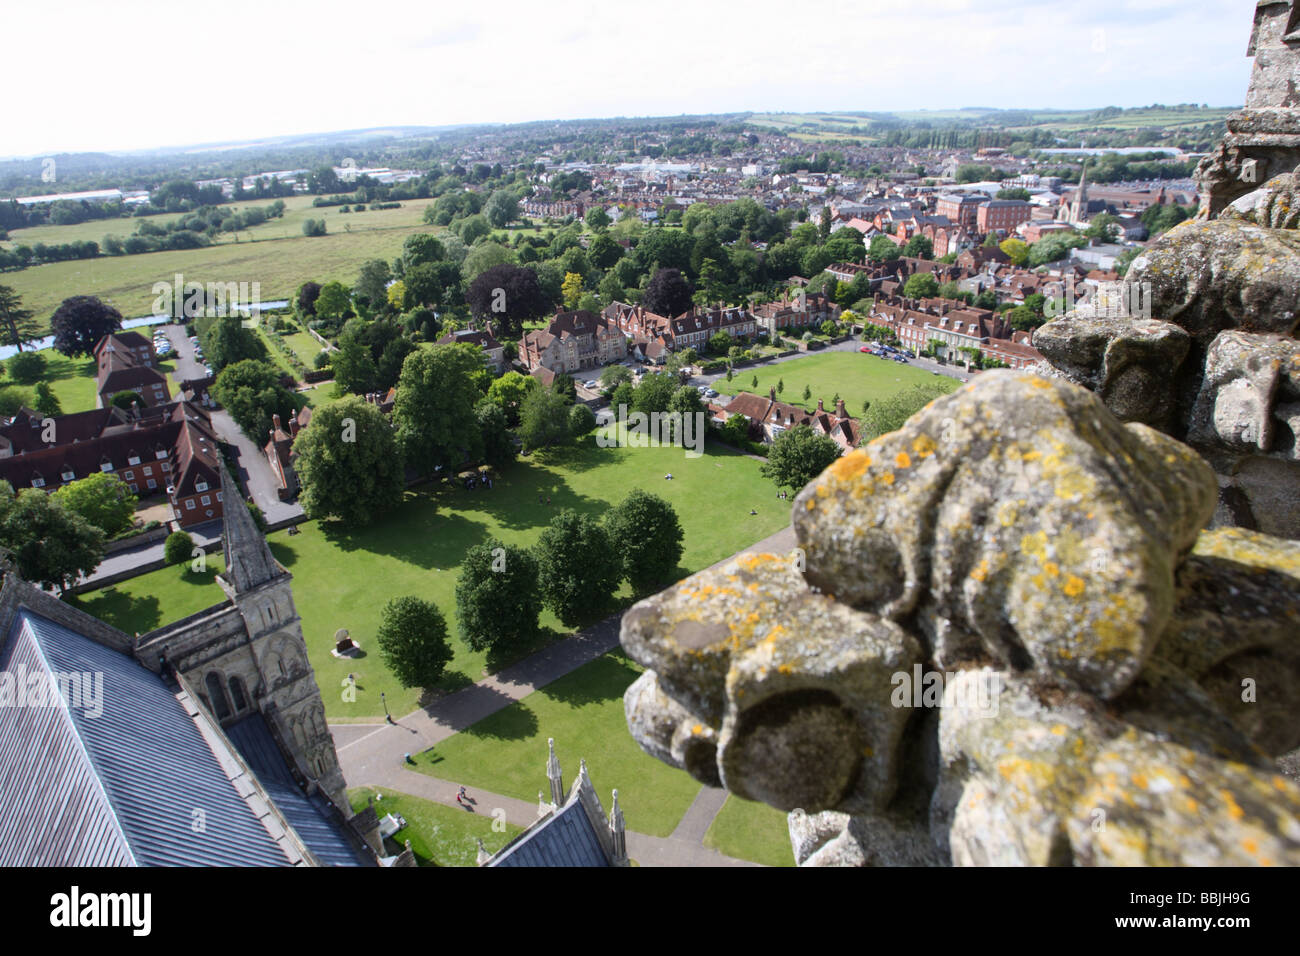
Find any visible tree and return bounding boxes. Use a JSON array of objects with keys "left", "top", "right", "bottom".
[
  {"left": 375, "top": 596, "right": 454, "bottom": 689},
  {"left": 466, "top": 263, "right": 550, "bottom": 339},
  {"left": 313, "top": 281, "right": 352, "bottom": 323},
  {"left": 212, "top": 360, "right": 296, "bottom": 443},
  {"left": 458, "top": 214, "right": 491, "bottom": 245},
  {"left": 386, "top": 280, "right": 407, "bottom": 312},
  {"left": 585, "top": 207, "right": 611, "bottom": 232},
  {"left": 296, "top": 281, "right": 322, "bottom": 317},
  {"left": 610, "top": 381, "right": 635, "bottom": 412},
  {"left": 8, "top": 350, "right": 45, "bottom": 384},
  {"left": 777, "top": 378, "right": 785, "bottom": 395},
  {"left": 203, "top": 315, "right": 267, "bottom": 371},
  {"left": 0, "top": 482, "right": 104, "bottom": 591},
  {"left": 476, "top": 400, "right": 516, "bottom": 469},
  {"left": 802, "top": 384, "right": 812, "bottom": 402},
  {"left": 604, "top": 490, "right": 684, "bottom": 592},
  {"left": 534, "top": 509, "right": 621, "bottom": 626},
  {"left": 903, "top": 235, "right": 934, "bottom": 260},
  {"left": 518, "top": 384, "right": 573, "bottom": 451},
  {"left": 633, "top": 372, "right": 677, "bottom": 415},
  {"left": 403, "top": 260, "right": 462, "bottom": 311},
  {"left": 760, "top": 425, "right": 842, "bottom": 492},
  {"left": 707, "top": 331, "right": 732, "bottom": 356},
  {"left": 0, "top": 286, "right": 41, "bottom": 353},
  {"left": 484, "top": 189, "right": 520, "bottom": 229},
  {"left": 999, "top": 238, "right": 1030, "bottom": 266},
  {"left": 401, "top": 234, "right": 446, "bottom": 270},
  {"left": 487, "top": 370, "right": 537, "bottom": 426},
  {"left": 561, "top": 271, "right": 584, "bottom": 310},
  {"left": 456, "top": 539, "right": 541, "bottom": 652},
  {"left": 392, "top": 344, "right": 487, "bottom": 474},
  {"left": 859, "top": 381, "right": 954, "bottom": 442},
  {"left": 294, "top": 394, "right": 405, "bottom": 525},
  {"left": 111, "top": 391, "right": 144, "bottom": 410},
  {"left": 302, "top": 218, "right": 327, "bottom": 237},
  {"left": 903, "top": 273, "right": 940, "bottom": 299},
  {"left": 164, "top": 530, "right": 194, "bottom": 567},
  {"left": 52, "top": 472, "right": 137, "bottom": 536},
  {"left": 355, "top": 259, "right": 392, "bottom": 309},
  {"left": 50, "top": 296, "right": 122, "bottom": 358},
  {"left": 642, "top": 268, "right": 694, "bottom": 318},
  {"left": 1086, "top": 212, "right": 1120, "bottom": 243},
  {"left": 568, "top": 402, "right": 597, "bottom": 438},
  {"left": 1007, "top": 305, "right": 1042, "bottom": 332},
  {"left": 32, "top": 381, "right": 61, "bottom": 417},
  {"left": 598, "top": 364, "right": 632, "bottom": 392}
]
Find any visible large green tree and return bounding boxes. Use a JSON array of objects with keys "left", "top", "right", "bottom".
[
  {"left": 455, "top": 538, "right": 540, "bottom": 653},
  {"left": 203, "top": 315, "right": 267, "bottom": 371},
  {"left": 486, "top": 370, "right": 536, "bottom": 426},
  {"left": 604, "top": 490, "right": 684, "bottom": 592},
  {"left": 859, "top": 381, "right": 955, "bottom": 443},
  {"left": 0, "top": 482, "right": 104, "bottom": 591},
  {"left": 52, "top": 472, "right": 137, "bottom": 536},
  {"left": 0, "top": 286, "right": 41, "bottom": 353},
  {"left": 760, "top": 425, "right": 843, "bottom": 492},
  {"left": 294, "top": 394, "right": 405, "bottom": 525},
  {"left": 211, "top": 360, "right": 296, "bottom": 443},
  {"left": 518, "top": 384, "right": 573, "bottom": 452},
  {"left": 475, "top": 401, "right": 516, "bottom": 470},
  {"left": 375, "top": 596, "right": 454, "bottom": 689},
  {"left": 534, "top": 509, "right": 621, "bottom": 626},
  {"left": 632, "top": 372, "right": 677, "bottom": 415},
  {"left": 392, "top": 344, "right": 486, "bottom": 475}
]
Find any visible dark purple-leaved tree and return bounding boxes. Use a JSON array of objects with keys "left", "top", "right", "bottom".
[
  {"left": 50, "top": 296, "right": 123, "bottom": 358},
  {"left": 642, "top": 268, "right": 694, "bottom": 318},
  {"left": 466, "top": 263, "right": 552, "bottom": 339}
]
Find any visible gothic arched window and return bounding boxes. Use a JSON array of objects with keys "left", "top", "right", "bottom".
[
  {"left": 228, "top": 675, "right": 249, "bottom": 713},
  {"left": 205, "top": 672, "right": 232, "bottom": 721}
]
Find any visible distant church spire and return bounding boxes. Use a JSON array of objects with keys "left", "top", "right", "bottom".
[{"left": 219, "top": 467, "right": 282, "bottom": 594}]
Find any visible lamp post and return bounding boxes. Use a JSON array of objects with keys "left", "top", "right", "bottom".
[{"left": 381, "top": 691, "right": 393, "bottom": 724}]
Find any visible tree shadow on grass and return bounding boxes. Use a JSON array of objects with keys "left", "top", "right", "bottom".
[
  {"left": 528, "top": 439, "right": 606, "bottom": 474},
  {"left": 267, "top": 540, "right": 298, "bottom": 567},
  {"left": 482, "top": 625, "right": 566, "bottom": 675},
  {"left": 68, "top": 588, "right": 164, "bottom": 635},
  {"left": 458, "top": 701, "right": 540, "bottom": 741},
  {"left": 318, "top": 501, "right": 487, "bottom": 571},
  {"left": 541, "top": 653, "right": 639, "bottom": 708}
]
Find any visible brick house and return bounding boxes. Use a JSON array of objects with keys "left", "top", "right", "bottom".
[
  {"left": 976, "top": 199, "right": 1032, "bottom": 235},
  {"left": 435, "top": 327, "right": 506, "bottom": 374},
  {"left": 720, "top": 389, "right": 860, "bottom": 453},
  {"left": 519, "top": 310, "right": 627, "bottom": 374},
  {"left": 95, "top": 333, "right": 170, "bottom": 409}
]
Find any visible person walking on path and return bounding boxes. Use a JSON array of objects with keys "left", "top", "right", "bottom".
[{"left": 456, "top": 785, "right": 468, "bottom": 806}]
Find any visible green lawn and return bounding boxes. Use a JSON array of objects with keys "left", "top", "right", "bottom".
[
  {"left": 1, "top": 348, "right": 99, "bottom": 414},
  {"left": 249, "top": 325, "right": 299, "bottom": 380},
  {"left": 412, "top": 650, "right": 702, "bottom": 838},
  {"left": 298, "top": 381, "right": 340, "bottom": 408},
  {"left": 703, "top": 795, "right": 796, "bottom": 867},
  {"left": 348, "top": 786, "right": 521, "bottom": 867},
  {"left": 716, "top": 350, "right": 960, "bottom": 417},
  {"left": 71, "top": 429, "right": 788, "bottom": 721},
  {"left": 282, "top": 330, "right": 326, "bottom": 367}
]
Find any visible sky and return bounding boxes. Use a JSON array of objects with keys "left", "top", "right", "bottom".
[{"left": 0, "top": 0, "right": 1260, "bottom": 158}]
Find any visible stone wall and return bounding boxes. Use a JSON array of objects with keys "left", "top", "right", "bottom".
[{"left": 620, "top": 373, "right": 1300, "bottom": 865}]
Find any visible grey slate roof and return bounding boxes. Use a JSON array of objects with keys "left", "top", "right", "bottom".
[
  {"left": 224, "top": 715, "right": 371, "bottom": 867},
  {"left": 489, "top": 799, "right": 611, "bottom": 868},
  {"left": 0, "top": 611, "right": 291, "bottom": 866}
]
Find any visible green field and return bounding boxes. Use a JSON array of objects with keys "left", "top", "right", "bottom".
[
  {"left": 1, "top": 348, "right": 99, "bottom": 414},
  {"left": 2, "top": 196, "right": 445, "bottom": 321},
  {"left": 70, "top": 428, "right": 788, "bottom": 720},
  {"left": 348, "top": 786, "right": 521, "bottom": 867},
  {"left": 715, "top": 350, "right": 960, "bottom": 416},
  {"left": 281, "top": 329, "right": 326, "bottom": 366},
  {"left": 412, "top": 651, "right": 702, "bottom": 839},
  {"left": 703, "top": 795, "right": 796, "bottom": 867}
]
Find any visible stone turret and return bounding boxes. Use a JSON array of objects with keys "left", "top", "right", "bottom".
[{"left": 546, "top": 737, "right": 564, "bottom": 806}]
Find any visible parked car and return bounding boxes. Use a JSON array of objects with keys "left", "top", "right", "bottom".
[
  {"left": 583, "top": 381, "right": 597, "bottom": 389},
  {"left": 705, "top": 389, "right": 718, "bottom": 398},
  {"left": 859, "top": 346, "right": 871, "bottom": 353}
]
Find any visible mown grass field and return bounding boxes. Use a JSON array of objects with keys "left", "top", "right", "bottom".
[
  {"left": 70, "top": 428, "right": 789, "bottom": 721},
  {"left": 2, "top": 197, "right": 444, "bottom": 320},
  {"left": 713, "top": 350, "right": 959, "bottom": 417},
  {"left": 411, "top": 650, "right": 703, "bottom": 839},
  {"left": 703, "top": 794, "right": 796, "bottom": 867},
  {"left": 347, "top": 786, "right": 521, "bottom": 867},
  {"left": 0, "top": 348, "right": 98, "bottom": 414}
]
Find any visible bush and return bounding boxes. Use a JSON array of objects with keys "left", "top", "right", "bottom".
[
  {"left": 164, "top": 530, "right": 194, "bottom": 567},
  {"left": 313, "top": 350, "right": 332, "bottom": 369},
  {"left": 7, "top": 351, "right": 45, "bottom": 384}
]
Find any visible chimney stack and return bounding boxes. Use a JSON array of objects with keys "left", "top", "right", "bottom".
[
  {"left": 272, "top": 414, "right": 281, "bottom": 433},
  {"left": 769, "top": 386, "right": 777, "bottom": 401},
  {"left": 817, "top": 399, "right": 825, "bottom": 412},
  {"left": 836, "top": 398, "right": 847, "bottom": 419}
]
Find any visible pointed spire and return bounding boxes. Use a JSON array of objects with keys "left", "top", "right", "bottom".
[
  {"left": 476, "top": 837, "right": 491, "bottom": 866},
  {"left": 546, "top": 737, "right": 564, "bottom": 806},
  {"left": 219, "top": 466, "right": 281, "bottom": 594}
]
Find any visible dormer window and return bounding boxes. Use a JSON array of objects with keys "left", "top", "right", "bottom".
[
  {"left": 155, "top": 449, "right": 167, "bottom": 460},
  {"left": 61, "top": 468, "right": 74, "bottom": 482},
  {"left": 195, "top": 480, "right": 208, "bottom": 493},
  {"left": 128, "top": 454, "right": 141, "bottom": 466},
  {"left": 100, "top": 460, "right": 114, "bottom": 473},
  {"left": 31, "top": 476, "right": 45, "bottom": 488}
]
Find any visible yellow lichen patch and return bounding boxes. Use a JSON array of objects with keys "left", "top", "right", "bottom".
[
  {"left": 828, "top": 451, "right": 871, "bottom": 483},
  {"left": 777, "top": 663, "right": 793, "bottom": 675},
  {"left": 895, "top": 451, "right": 912, "bottom": 469},
  {"left": 1020, "top": 531, "right": 1048, "bottom": 559},
  {"left": 878, "top": 471, "right": 895, "bottom": 486},
  {"left": 911, "top": 434, "right": 937, "bottom": 458},
  {"left": 691, "top": 723, "right": 704, "bottom": 736},
  {"left": 970, "top": 558, "right": 990, "bottom": 583},
  {"left": 1044, "top": 562, "right": 1060, "bottom": 578},
  {"left": 1131, "top": 773, "right": 1149, "bottom": 790},
  {"left": 1022, "top": 450, "right": 1041, "bottom": 462},
  {"left": 805, "top": 498, "right": 817, "bottom": 511},
  {"left": 1219, "top": 789, "right": 1245, "bottom": 821},
  {"left": 1063, "top": 576, "right": 1086, "bottom": 598}
]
